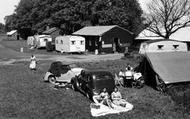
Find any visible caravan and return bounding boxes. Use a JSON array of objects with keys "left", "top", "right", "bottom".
[
  {"left": 27, "top": 35, "right": 52, "bottom": 48},
  {"left": 55, "top": 35, "right": 85, "bottom": 53},
  {"left": 27, "top": 36, "right": 36, "bottom": 47},
  {"left": 35, "top": 35, "right": 52, "bottom": 48}
]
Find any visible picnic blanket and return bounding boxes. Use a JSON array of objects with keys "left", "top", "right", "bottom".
[{"left": 90, "top": 102, "right": 133, "bottom": 117}]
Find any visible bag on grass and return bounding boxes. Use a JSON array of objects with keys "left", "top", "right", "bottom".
[{"left": 29, "top": 61, "right": 36, "bottom": 70}]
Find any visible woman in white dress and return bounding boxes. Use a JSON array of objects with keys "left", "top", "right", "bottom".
[
  {"left": 111, "top": 87, "right": 128, "bottom": 107},
  {"left": 29, "top": 54, "right": 37, "bottom": 70}
]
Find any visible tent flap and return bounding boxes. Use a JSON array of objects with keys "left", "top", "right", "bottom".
[{"left": 140, "top": 52, "right": 190, "bottom": 85}]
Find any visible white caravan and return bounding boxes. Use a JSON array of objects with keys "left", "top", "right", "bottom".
[
  {"left": 35, "top": 35, "right": 52, "bottom": 48},
  {"left": 55, "top": 35, "right": 85, "bottom": 53},
  {"left": 27, "top": 36, "right": 36, "bottom": 46}
]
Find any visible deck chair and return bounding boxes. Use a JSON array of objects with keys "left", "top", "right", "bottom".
[{"left": 114, "top": 73, "right": 123, "bottom": 86}]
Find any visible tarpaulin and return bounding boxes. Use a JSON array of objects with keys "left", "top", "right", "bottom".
[{"left": 145, "top": 52, "right": 190, "bottom": 84}]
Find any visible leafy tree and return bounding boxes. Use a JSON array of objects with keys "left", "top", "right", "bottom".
[
  {"left": 0, "top": 23, "right": 5, "bottom": 33},
  {"left": 146, "top": 0, "right": 190, "bottom": 39},
  {"left": 14, "top": 0, "right": 36, "bottom": 29},
  {"left": 91, "top": 0, "right": 143, "bottom": 34},
  {"left": 5, "top": 0, "right": 143, "bottom": 37},
  {"left": 4, "top": 14, "right": 18, "bottom": 31}
]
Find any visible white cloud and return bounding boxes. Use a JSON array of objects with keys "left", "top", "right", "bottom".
[{"left": 138, "top": 0, "right": 151, "bottom": 12}]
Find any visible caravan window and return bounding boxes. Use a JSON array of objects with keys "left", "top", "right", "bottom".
[
  {"left": 157, "top": 45, "right": 164, "bottom": 50},
  {"left": 71, "top": 41, "right": 76, "bottom": 45},
  {"left": 142, "top": 44, "right": 146, "bottom": 49},
  {"left": 81, "top": 41, "right": 84, "bottom": 45},
  {"left": 44, "top": 39, "right": 48, "bottom": 42},
  {"left": 173, "top": 45, "right": 179, "bottom": 49},
  {"left": 61, "top": 40, "right": 63, "bottom": 44}
]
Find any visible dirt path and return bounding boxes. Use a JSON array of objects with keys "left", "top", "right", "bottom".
[
  {"left": 0, "top": 38, "right": 123, "bottom": 65},
  {"left": 0, "top": 53, "right": 123, "bottom": 65}
]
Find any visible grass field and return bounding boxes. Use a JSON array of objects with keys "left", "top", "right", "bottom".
[
  {"left": 0, "top": 39, "right": 59, "bottom": 55},
  {"left": 0, "top": 59, "right": 190, "bottom": 119}
]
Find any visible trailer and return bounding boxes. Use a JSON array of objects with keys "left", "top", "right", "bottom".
[
  {"left": 35, "top": 35, "right": 52, "bottom": 48},
  {"left": 27, "top": 36, "right": 36, "bottom": 47},
  {"left": 55, "top": 35, "right": 85, "bottom": 53}
]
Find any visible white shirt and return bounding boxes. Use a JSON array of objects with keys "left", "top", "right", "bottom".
[
  {"left": 119, "top": 71, "right": 124, "bottom": 77},
  {"left": 31, "top": 56, "right": 36, "bottom": 61},
  {"left": 125, "top": 71, "right": 133, "bottom": 77}
]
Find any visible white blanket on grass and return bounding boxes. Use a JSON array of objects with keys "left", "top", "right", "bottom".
[{"left": 90, "top": 102, "right": 133, "bottom": 117}]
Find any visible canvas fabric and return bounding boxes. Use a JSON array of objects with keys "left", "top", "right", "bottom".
[{"left": 145, "top": 52, "right": 190, "bottom": 84}]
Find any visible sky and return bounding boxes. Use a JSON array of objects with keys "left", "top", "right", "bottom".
[
  {"left": 0, "top": 0, "right": 20, "bottom": 24},
  {"left": 0, "top": 0, "right": 150, "bottom": 24},
  {"left": 138, "top": 0, "right": 150, "bottom": 12}
]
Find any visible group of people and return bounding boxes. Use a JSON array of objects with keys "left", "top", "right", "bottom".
[
  {"left": 93, "top": 87, "right": 128, "bottom": 108},
  {"left": 117, "top": 64, "right": 143, "bottom": 87}
]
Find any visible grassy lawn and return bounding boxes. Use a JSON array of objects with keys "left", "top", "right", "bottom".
[
  {"left": 0, "top": 59, "right": 189, "bottom": 119},
  {"left": 0, "top": 39, "right": 59, "bottom": 55}
]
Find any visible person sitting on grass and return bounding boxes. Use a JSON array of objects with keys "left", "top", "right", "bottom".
[
  {"left": 111, "top": 87, "right": 128, "bottom": 107},
  {"left": 118, "top": 69, "right": 125, "bottom": 85},
  {"left": 93, "top": 88, "right": 113, "bottom": 108},
  {"left": 124, "top": 66, "right": 134, "bottom": 87},
  {"left": 100, "top": 88, "right": 113, "bottom": 108},
  {"left": 92, "top": 91, "right": 102, "bottom": 104}
]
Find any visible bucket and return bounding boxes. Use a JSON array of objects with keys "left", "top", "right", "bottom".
[
  {"left": 95, "top": 49, "right": 98, "bottom": 55},
  {"left": 20, "top": 47, "right": 23, "bottom": 52}
]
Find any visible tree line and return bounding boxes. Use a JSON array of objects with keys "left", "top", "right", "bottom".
[
  {"left": 4, "top": 0, "right": 143, "bottom": 39},
  {"left": 0, "top": 23, "right": 5, "bottom": 34}
]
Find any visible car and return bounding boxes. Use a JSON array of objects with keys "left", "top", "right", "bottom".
[
  {"left": 70, "top": 70, "right": 115, "bottom": 99},
  {"left": 43, "top": 61, "right": 84, "bottom": 84}
]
